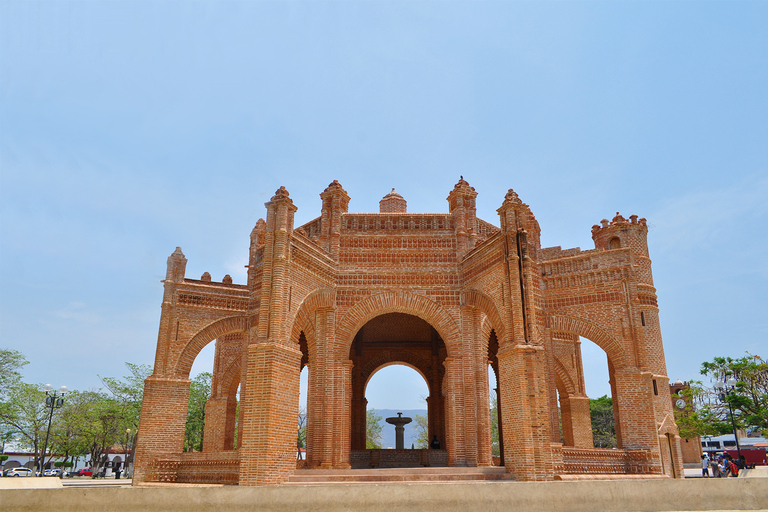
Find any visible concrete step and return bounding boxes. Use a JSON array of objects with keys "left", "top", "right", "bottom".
[{"left": 286, "top": 467, "right": 515, "bottom": 485}]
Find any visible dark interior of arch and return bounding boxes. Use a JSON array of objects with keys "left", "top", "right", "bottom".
[{"left": 349, "top": 312, "right": 447, "bottom": 452}]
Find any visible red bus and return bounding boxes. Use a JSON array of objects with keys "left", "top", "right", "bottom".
[{"left": 725, "top": 448, "right": 767, "bottom": 467}]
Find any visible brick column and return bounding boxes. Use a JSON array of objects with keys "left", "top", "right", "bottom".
[
  {"left": 562, "top": 396, "right": 593, "bottom": 448},
  {"left": 202, "top": 397, "right": 229, "bottom": 452},
  {"left": 238, "top": 342, "right": 302, "bottom": 486},
  {"left": 613, "top": 369, "right": 662, "bottom": 455},
  {"left": 460, "top": 305, "right": 480, "bottom": 466},
  {"left": 334, "top": 359, "right": 353, "bottom": 468},
  {"left": 133, "top": 376, "right": 190, "bottom": 483},
  {"left": 498, "top": 344, "right": 553, "bottom": 481},
  {"left": 442, "top": 357, "right": 462, "bottom": 466}
]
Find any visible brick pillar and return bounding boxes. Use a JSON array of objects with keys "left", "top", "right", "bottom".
[
  {"left": 308, "top": 307, "right": 336, "bottom": 468},
  {"left": 613, "top": 369, "right": 662, "bottom": 456},
  {"left": 559, "top": 394, "right": 574, "bottom": 446},
  {"left": 202, "top": 397, "right": 229, "bottom": 452},
  {"left": 133, "top": 376, "right": 190, "bottom": 483},
  {"left": 463, "top": 305, "right": 492, "bottom": 467},
  {"left": 223, "top": 393, "right": 238, "bottom": 450},
  {"left": 305, "top": 360, "right": 321, "bottom": 467},
  {"left": 498, "top": 344, "right": 553, "bottom": 481},
  {"left": 459, "top": 306, "right": 480, "bottom": 466},
  {"left": 563, "top": 396, "right": 593, "bottom": 448},
  {"left": 442, "top": 357, "right": 462, "bottom": 466},
  {"left": 238, "top": 342, "right": 302, "bottom": 486},
  {"left": 334, "top": 360, "right": 353, "bottom": 468}
]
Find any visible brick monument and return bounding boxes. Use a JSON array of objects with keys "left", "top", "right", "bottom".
[{"left": 133, "top": 179, "right": 684, "bottom": 485}]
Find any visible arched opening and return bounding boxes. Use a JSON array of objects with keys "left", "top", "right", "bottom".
[
  {"left": 186, "top": 341, "right": 215, "bottom": 452},
  {"left": 298, "top": 359, "right": 308, "bottom": 462},
  {"left": 365, "top": 364, "right": 429, "bottom": 449},
  {"left": 348, "top": 312, "right": 447, "bottom": 467},
  {"left": 182, "top": 332, "right": 245, "bottom": 454},
  {"left": 581, "top": 338, "right": 617, "bottom": 449},
  {"left": 487, "top": 329, "right": 503, "bottom": 465},
  {"left": 297, "top": 331, "right": 309, "bottom": 464},
  {"left": 552, "top": 331, "right": 617, "bottom": 449},
  {"left": 609, "top": 237, "right": 621, "bottom": 249}
]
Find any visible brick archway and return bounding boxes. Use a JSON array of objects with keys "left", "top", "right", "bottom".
[
  {"left": 547, "top": 314, "right": 628, "bottom": 370},
  {"left": 290, "top": 288, "right": 335, "bottom": 347},
  {"left": 174, "top": 315, "right": 248, "bottom": 379},
  {"left": 337, "top": 291, "right": 460, "bottom": 359},
  {"left": 461, "top": 289, "right": 507, "bottom": 345},
  {"left": 551, "top": 354, "right": 578, "bottom": 397},
  {"left": 360, "top": 354, "right": 433, "bottom": 390}
]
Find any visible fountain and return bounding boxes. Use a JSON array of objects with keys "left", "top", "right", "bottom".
[{"left": 385, "top": 412, "right": 412, "bottom": 449}]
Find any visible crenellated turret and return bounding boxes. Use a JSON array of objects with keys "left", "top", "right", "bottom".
[
  {"left": 592, "top": 212, "right": 652, "bottom": 286},
  {"left": 591, "top": 212, "right": 648, "bottom": 256}
]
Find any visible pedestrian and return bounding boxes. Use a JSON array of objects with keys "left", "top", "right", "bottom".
[
  {"left": 701, "top": 454, "right": 710, "bottom": 478},
  {"left": 430, "top": 435, "right": 441, "bottom": 449},
  {"left": 710, "top": 456, "right": 721, "bottom": 478},
  {"left": 719, "top": 456, "right": 730, "bottom": 477}
]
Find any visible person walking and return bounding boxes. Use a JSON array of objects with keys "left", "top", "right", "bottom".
[
  {"left": 710, "top": 456, "right": 721, "bottom": 478},
  {"left": 701, "top": 454, "right": 710, "bottom": 477}
]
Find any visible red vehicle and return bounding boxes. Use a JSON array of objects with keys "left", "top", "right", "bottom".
[
  {"left": 725, "top": 448, "right": 767, "bottom": 467},
  {"left": 74, "top": 468, "right": 93, "bottom": 477}
]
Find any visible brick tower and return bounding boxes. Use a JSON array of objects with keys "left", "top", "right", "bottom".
[{"left": 134, "top": 180, "right": 683, "bottom": 485}]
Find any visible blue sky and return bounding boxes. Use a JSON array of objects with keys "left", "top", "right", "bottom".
[{"left": 1, "top": 1, "right": 766, "bottom": 410}]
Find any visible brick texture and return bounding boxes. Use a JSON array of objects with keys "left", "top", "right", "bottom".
[{"left": 134, "top": 179, "right": 683, "bottom": 486}]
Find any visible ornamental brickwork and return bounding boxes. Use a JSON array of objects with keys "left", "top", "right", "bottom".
[{"left": 134, "top": 179, "right": 683, "bottom": 486}]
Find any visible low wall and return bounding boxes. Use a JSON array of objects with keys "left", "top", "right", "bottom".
[
  {"left": 3, "top": 477, "right": 767, "bottom": 512},
  {"left": 350, "top": 449, "right": 448, "bottom": 468}
]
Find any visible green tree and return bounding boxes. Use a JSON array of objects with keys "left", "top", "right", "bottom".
[
  {"left": 48, "top": 390, "right": 102, "bottom": 469},
  {"left": 0, "top": 349, "right": 29, "bottom": 451},
  {"left": 0, "top": 349, "right": 28, "bottom": 390},
  {"left": 98, "top": 362, "right": 152, "bottom": 471},
  {"left": 297, "top": 407, "right": 306, "bottom": 459},
  {"left": 366, "top": 409, "right": 384, "bottom": 449},
  {"left": 99, "top": 362, "right": 152, "bottom": 434},
  {"left": 413, "top": 414, "right": 429, "bottom": 449},
  {"left": 590, "top": 395, "right": 616, "bottom": 448},
  {"left": 697, "top": 354, "right": 768, "bottom": 436},
  {"left": 0, "top": 382, "right": 49, "bottom": 468},
  {"left": 490, "top": 390, "right": 500, "bottom": 456},
  {"left": 184, "top": 372, "right": 212, "bottom": 452}
]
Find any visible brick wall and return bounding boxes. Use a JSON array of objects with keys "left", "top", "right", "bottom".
[{"left": 135, "top": 179, "right": 681, "bottom": 486}]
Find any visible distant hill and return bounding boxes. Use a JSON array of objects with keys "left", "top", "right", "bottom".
[{"left": 368, "top": 409, "right": 428, "bottom": 449}]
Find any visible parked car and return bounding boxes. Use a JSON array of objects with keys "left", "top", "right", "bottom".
[
  {"left": 42, "top": 468, "right": 68, "bottom": 477},
  {"left": 4, "top": 467, "right": 36, "bottom": 477},
  {"left": 74, "top": 468, "right": 93, "bottom": 477}
]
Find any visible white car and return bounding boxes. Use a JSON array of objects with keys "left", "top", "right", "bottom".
[
  {"left": 4, "top": 467, "right": 35, "bottom": 477},
  {"left": 43, "top": 468, "right": 67, "bottom": 477}
]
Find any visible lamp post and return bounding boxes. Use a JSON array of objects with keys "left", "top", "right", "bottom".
[
  {"left": 125, "top": 428, "right": 133, "bottom": 478},
  {"left": 39, "top": 384, "right": 67, "bottom": 475},
  {"left": 713, "top": 377, "right": 741, "bottom": 460}
]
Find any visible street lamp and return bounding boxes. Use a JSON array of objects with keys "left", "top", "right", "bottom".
[
  {"left": 713, "top": 377, "right": 741, "bottom": 460},
  {"left": 39, "top": 384, "right": 67, "bottom": 475}
]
